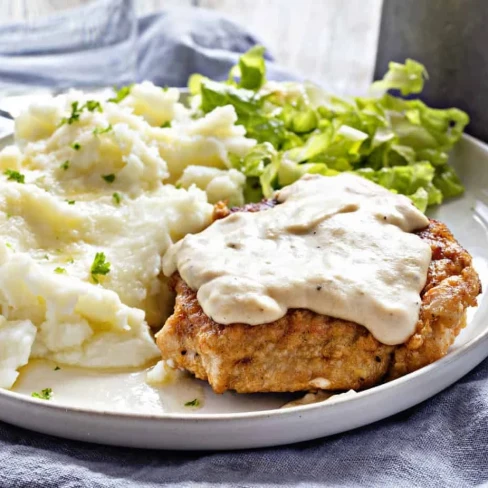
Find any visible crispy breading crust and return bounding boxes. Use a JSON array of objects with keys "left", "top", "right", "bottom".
[{"left": 157, "top": 205, "right": 481, "bottom": 394}]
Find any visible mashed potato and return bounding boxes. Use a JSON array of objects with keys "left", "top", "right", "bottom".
[
  {"left": 153, "top": 105, "right": 256, "bottom": 184},
  {"left": 0, "top": 83, "right": 255, "bottom": 388},
  {"left": 178, "top": 166, "right": 246, "bottom": 207},
  {"left": 0, "top": 316, "right": 36, "bottom": 389}
]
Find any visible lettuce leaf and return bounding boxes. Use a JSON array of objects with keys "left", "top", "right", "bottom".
[
  {"left": 231, "top": 143, "right": 278, "bottom": 200},
  {"left": 356, "top": 161, "right": 431, "bottom": 192},
  {"left": 408, "top": 187, "right": 430, "bottom": 212},
  {"left": 433, "top": 165, "right": 465, "bottom": 198},
  {"left": 200, "top": 80, "right": 261, "bottom": 115},
  {"left": 232, "top": 143, "right": 276, "bottom": 178},
  {"left": 355, "top": 163, "right": 443, "bottom": 211},
  {"left": 370, "top": 59, "right": 428, "bottom": 96},
  {"left": 278, "top": 159, "right": 338, "bottom": 187},
  {"left": 191, "top": 48, "right": 469, "bottom": 211},
  {"left": 238, "top": 46, "right": 266, "bottom": 90}
]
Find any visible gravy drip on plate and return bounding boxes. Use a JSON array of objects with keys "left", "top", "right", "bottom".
[{"left": 163, "top": 174, "right": 431, "bottom": 345}]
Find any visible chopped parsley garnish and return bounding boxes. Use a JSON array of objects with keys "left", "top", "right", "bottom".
[
  {"left": 85, "top": 100, "right": 102, "bottom": 113},
  {"left": 5, "top": 242, "right": 13, "bottom": 249},
  {"left": 60, "top": 160, "right": 70, "bottom": 170},
  {"left": 90, "top": 252, "right": 111, "bottom": 283},
  {"left": 108, "top": 84, "right": 133, "bottom": 103},
  {"left": 102, "top": 174, "right": 116, "bottom": 183},
  {"left": 66, "top": 200, "right": 75, "bottom": 205},
  {"left": 54, "top": 366, "right": 61, "bottom": 371},
  {"left": 160, "top": 121, "right": 172, "bottom": 128},
  {"left": 71, "top": 142, "right": 81, "bottom": 151},
  {"left": 60, "top": 100, "right": 103, "bottom": 126},
  {"left": 54, "top": 267, "right": 66, "bottom": 274},
  {"left": 93, "top": 124, "right": 113, "bottom": 135},
  {"left": 112, "top": 192, "right": 121, "bottom": 205},
  {"left": 67, "top": 258, "right": 74, "bottom": 264},
  {"left": 184, "top": 398, "right": 200, "bottom": 407},
  {"left": 43, "top": 254, "right": 49, "bottom": 260},
  {"left": 31, "top": 388, "right": 52, "bottom": 400},
  {"left": 61, "top": 101, "right": 82, "bottom": 125},
  {"left": 4, "top": 169, "right": 25, "bottom": 184}
]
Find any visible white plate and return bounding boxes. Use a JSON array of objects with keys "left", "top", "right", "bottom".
[{"left": 0, "top": 134, "right": 487, "bottom": 450}]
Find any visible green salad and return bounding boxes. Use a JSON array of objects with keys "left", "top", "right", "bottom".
[{"left": 189, "top": 47, "right": 469, "bottom": 212}]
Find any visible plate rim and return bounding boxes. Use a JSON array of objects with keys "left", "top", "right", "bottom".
[{"left": 0, "top": 133, "right": 487, "bottom": 423}]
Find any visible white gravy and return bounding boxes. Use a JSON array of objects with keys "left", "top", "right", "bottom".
[{"left": 163, "top": 174, "right": 432, "bottom": 345}]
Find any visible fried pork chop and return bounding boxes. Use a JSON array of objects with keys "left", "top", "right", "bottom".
[{"left": 156, "top": 202, "right": 482, "bottom": 394}]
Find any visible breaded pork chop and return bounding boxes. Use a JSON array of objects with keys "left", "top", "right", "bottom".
[{"left": 156, "top": 203, "right": 481, "bottom": 394}]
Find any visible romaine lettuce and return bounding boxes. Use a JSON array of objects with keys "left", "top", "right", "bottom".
[{"left": 189, "top": 47, "right": 469, "bottom": 210}]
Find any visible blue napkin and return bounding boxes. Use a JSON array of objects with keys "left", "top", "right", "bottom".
[
  {"left": 0, "top": 0, "right": 297, "bottom": 93},
  {"left": 0, "top": 1, "right": 487, "bottom": 486}
]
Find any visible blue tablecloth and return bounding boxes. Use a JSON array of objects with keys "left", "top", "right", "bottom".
[{"left": 0, "top": 1, "right": 487, "bottom": 486}]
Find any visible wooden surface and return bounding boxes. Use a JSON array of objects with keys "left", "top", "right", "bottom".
[{"left": 0, "top": 0, "right": 383, "bottom": 95}]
